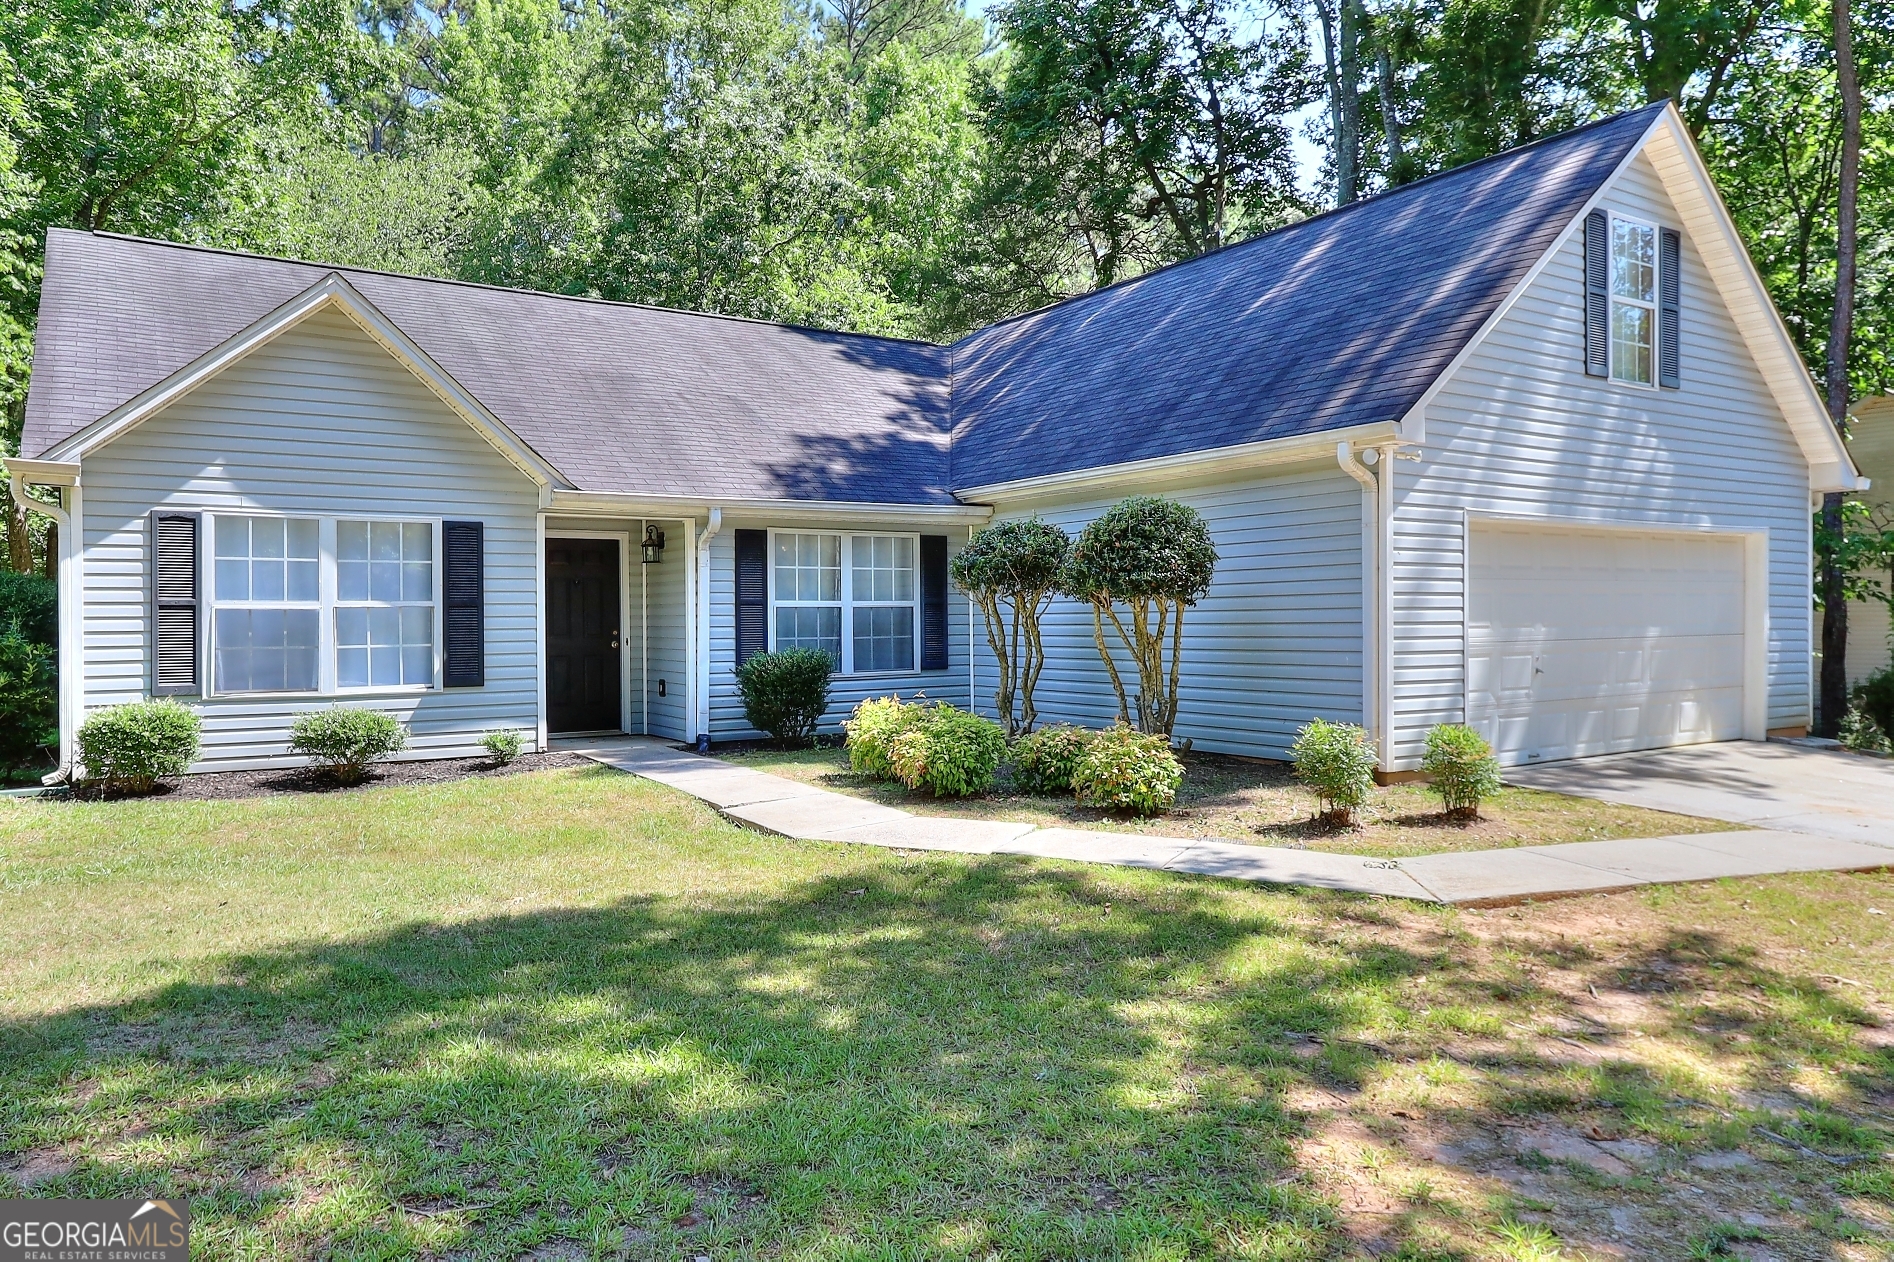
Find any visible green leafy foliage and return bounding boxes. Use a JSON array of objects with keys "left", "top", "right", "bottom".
[
  {"left": 1852, "top": 665, "right": 1894, "bottom": 739},
  {"left": 1061, "top": 496, "right": 1219, "bottom": 736},
  {"left": 1290, "top": 718, "right": 1376, "bottom": 827},
  {"left": 0, "top": 569, "right": 55, "bottom": 647},
  {"left": 1008, "top": 722, "right": 1094, "bottom": 794},
  {"left": 1420, "top": 722, "right": 1502, "bottom": 819},
  {"left": 845, "top": 694, "right": 924, "bottom": 780},
  {"left": 951, "top": 518, "right": 1070, "bottom": 738},
  {"left": 289, "top": 707, "right": 408, "bottom": 784},
  {"left": 887, "top": 703, "right": 1006, "bottom": 796},
  {"left": 735, "top": 647, "right": 835, "bottom": 747},
  {"left": 482, "top": 728, "right": 525, "bottom": 764},
  {"left": 0, "top": 620, "right": 56, "bottom": 777},
  {"left": 1839, "top": 703, "right": 1892, "bottom": 754},
  {"left": 74, "top": 697, "right": 201, "bottom": 794},
  {"left": 1070, "top": 724, "right": 1183, "bottom": 816}
]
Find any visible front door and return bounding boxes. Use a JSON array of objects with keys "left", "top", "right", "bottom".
[{"left": 547, "top": 538, "right": 622, "bottom": 733}]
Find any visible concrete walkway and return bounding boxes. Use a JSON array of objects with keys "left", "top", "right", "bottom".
[{"left": 560, "top": 738, "right": 1894, "bottom": 906}]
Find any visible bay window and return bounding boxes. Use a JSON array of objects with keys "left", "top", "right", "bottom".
[
  {"left": 770, "top": 531, "right": 919, "bottom": 674},
  {"left": 206, "top": 513, "right": 440, "bottom": 695}
]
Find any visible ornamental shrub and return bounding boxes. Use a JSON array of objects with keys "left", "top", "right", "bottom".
[
  {"left": 1071, "top": 725, "right": 1183, "bottom": 815},
  {"left": 1854, "top": 666, "right": 1894, "bottom": 747},
  {"left": 735, "top": 647, "right": 834, "bottom": 746},
  {"left": 0, "top": 570, "right": 56, "bottom": 648},
  {"left": 0, "top": 622, "right": 57, "bottom": 778},
  {"left": 1420, "top": 723, "right": 1503, "bottom": 819},
  {"left": 482, "top": 728, "right": 525, "bottom": 764},
  {"left": 1839, "top": 703, "right": 1892, "bottom": 754},
  {"left": 290, "top": 707, "right": 407, "bottom": 784},
  {"left": 951, "top": 518, "right": 1071, "bottom": 738},
  {"left": 888, "top": 704, "right": 1007, "bottom": 797},
  {"left": 74, "top": 697, "right": 201, "bottom": 794},
  {"left": 1009, "top": 723, "right": 1094, "bottom": 795},
  {"left": 1290, "top": 718, "right": 1376, "bottom": 828},
  {"left": 845, "top": 695, "right": 922, "bottom": 780}
]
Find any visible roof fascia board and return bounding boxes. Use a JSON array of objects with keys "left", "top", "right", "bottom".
[
  {"left": 955, "top": 421, "right": 1400, "bottom": 503},
  {"left": 42, "top": 274, "right": 568, "bottom": 489},
  {"left": 546, "top": 489, "right": 993, "bottom": 525},
  {"left": 1638, "top": 110, "right": 1859, "bottom": 491},
  {"left": 1393, "top": 108, "right": 1665, "bottom": 445},
  {"left": 2, "top": 457, "right": 81, "bottom": 486}
]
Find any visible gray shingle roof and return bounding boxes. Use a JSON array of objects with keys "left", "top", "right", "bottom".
[
  {"left": 20, "top": 104, "right": 1663, "bottom": 502},
  {"left": 947, "top": 103, "right": 1664, "bottom": 490}
]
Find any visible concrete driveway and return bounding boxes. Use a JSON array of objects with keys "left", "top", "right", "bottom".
[{"left": 1506, "top": 741, "right": 1894, "bottom": 847}]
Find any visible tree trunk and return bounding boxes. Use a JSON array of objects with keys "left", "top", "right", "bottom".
[
  {"left": 5, "top": 493, "right": 27, "bottom": 573},
  {"left": 41, "top": 518, "right": 56, "bottom": 582},
  {"left": 1377, "top": 37, "right": 1405, "bottom": 183},
  {"left": 1817, "top": 0, "right": 1861, "bottom": 737},
  {"left": 1337, "top": 0, "right": 1363, "bottom": 205}
]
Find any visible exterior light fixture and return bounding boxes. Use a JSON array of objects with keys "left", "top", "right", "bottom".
[{"left": 641, "top": 524, "right": 666, "bottom": 564}]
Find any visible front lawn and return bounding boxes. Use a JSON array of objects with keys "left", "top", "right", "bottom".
[
  {"left": 726, "top": 745, "right": 1730, "bottom": 858},
  {"left": 2, "top": 766, "right": 1889, "bottom": 1260}
]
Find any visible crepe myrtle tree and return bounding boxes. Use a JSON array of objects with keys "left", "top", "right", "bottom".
[
  {"left": 951, "top": 517, "right": 1071, "bottom": 738},
  {"left": 1061, "top": 496, "right": 1218, "bottom": 737}
]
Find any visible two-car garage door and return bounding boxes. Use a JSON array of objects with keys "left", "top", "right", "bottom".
[{"left": 1466, "top": 521, "right": 1749, "bottom": 766}]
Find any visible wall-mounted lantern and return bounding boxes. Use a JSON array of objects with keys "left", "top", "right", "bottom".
[{"left": 641, "top": 524, "right": 666, "bottom": 564}]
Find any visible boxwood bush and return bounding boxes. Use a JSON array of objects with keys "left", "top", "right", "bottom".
[
  {"left": 735, "top": 647, "right": 834, "bottom": 746},
  {"left": 290, "top": 707, "right": 407, "bottom": 784},
  {"left": 889, "top": 704, "right": 1006, "bottom": 797},
  {"left": 482, "top": 728, "right": 525, "bottom": 764},
  {"left": 1420, "top": 722, "right": 1503, "bottom": 819},
  {"left": 1009, "top": 723, "right": 1094, "bottom": 795},
  {"left": 1290, "top": 718, "right": 1376, "bottom": 828},
  {"left": 1071, "top": 725, "right": 1183, "bottom": 816},
  {"left": 845, "top": 695, "right": 923, "bottom": 780},
  {"left": 75, "top": 697, "right": 201, "bottom": 794}
]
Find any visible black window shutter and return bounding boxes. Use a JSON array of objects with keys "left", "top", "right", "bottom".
[
  {"left": 1584, "top": 209, "right": 1609, "bottom": 378},
  {"left": 442, "top": 520, "right": 485, "bottom": 687},
  {"left": 1658, "top": 227, "right": 1682, "bottom": 388},
  {"left": 920, "top": 534, "right": 949, "bottom": 671},
  {"left": 150, "top": 511, "right": 199, "bottom": 696},
  {"left": 734, "top": 529, "right": 768, "bottom": 665}
]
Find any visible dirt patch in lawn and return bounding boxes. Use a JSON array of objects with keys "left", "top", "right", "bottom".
[
  {"left": 724, "top": 745, "right": 1733, "bottom": 857},
  {"left": 56, "top": 750, "right": 589, "bottom": 803}
]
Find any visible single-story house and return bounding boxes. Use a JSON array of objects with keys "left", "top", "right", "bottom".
[
  {"left": 1841, "top": 395, "right": 1893, "bottom": 687},
  {"left": 7, "top": 100, "right": 1861, "bottom": 777}
]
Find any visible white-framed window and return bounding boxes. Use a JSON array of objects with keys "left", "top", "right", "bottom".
[
  {"left": 1609, "top": 215, "right": 1658, "bottom": 386},
  {"left": 204, "top": 511, "right": 440, "bottom": 696},
  {"left": 768, "top": 530, "right": 919, "bottom": 674}
]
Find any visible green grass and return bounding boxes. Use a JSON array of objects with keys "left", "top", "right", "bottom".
[{"left": 2, "top": 766, "right": 1890, "bottom": 1260}]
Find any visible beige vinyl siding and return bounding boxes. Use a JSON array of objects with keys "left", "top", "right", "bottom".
[
  {"left": 706, "top": 521, "right": 973, "bottom": 740},
  {"left": 1392, "top": 149, "right": 1813, "bottom": 766},
  {"left": 78, "top": 309, "right": 541, "bottom": 770},
  {"left": 975, "top": 462, "right": 1365, "bottom": 761}
]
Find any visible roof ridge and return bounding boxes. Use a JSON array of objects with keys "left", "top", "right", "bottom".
[
  {"left": 951, "top": 101, "right": 1668, "bottom": 348},
  {"left": 67, "top": 229, "right": 950, "bottom": 350}
]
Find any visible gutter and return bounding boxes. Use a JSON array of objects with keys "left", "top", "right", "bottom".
[
  {"left": 7, "top": 465, "right": 81, "bottom": 779},
  {"left": 694, "top": 507, "right": 724, "bottom": 750},
  {"left": 1337, "top": 441, "right": 1396, "bottom": 772},
  {"left": 547, "top": 489, "right": 991, "bottom": 526}
]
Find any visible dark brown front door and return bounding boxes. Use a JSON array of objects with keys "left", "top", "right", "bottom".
[{"left": 547, "top": 538, "right": 622, "bottom": 733}]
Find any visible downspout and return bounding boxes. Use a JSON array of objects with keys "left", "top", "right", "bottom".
[
  {"left": 694, "top": 507, "right": 723, "bottom": 751},
  {"left": 10, "top": 472, "right": 79, "bottom": 779},
  {"left": 1337, "top": 442, "right": 1391, "bottom": 771}
]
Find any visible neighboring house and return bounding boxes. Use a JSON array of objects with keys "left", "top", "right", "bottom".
[
  {"left": 1843, "top": 396, "right": 1894, "bottom": 685},
  {"left": 7, "top": 101, "right": 1860, "bottom": 777}
]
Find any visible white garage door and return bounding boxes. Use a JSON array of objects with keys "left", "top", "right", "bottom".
[{"left": 1466, "top": 522, "right": 1747, "bottom": 766}]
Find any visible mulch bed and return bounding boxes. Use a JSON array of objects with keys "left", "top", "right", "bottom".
[{"left": 58, "top": 750, "right": 592, "bottom": 803}]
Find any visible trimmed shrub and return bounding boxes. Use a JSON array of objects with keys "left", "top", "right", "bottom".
[
  {"left": 735, "top": 647, "right": 834, "bottom": 746},
  {"left": 0, "top": 570, "right": 56, "bottom": 648},
  {"left": 1291, "top": 718, "right": 1376, "bottom": 828},
  {"left": 1855, "top": 666, "right": 1894, "bottom": 745},
  {"left": 0, "top": 622, "right": 57, "bottom": 777},
  {"left": 952, "top": 518, "right": 1071, "bottom": 738},
  {"left": 482, "top": 728, "right": 525, "bottom": 764},
  {"left": 845, "top": 694, "right": 923, "bottom": 780},
  {"left": 75, "top": 697, "right": 201, "bottom": 794},
  {"left": 290, "top": 707, "right": 407, "bottom": 784},
  {"left": 1839, "top": 703, "right": 1892, "bottom": 754},
  {"left": 1420, "top": 723, "right": 1502, "bottom": 820},
  {"left": 1010, "top": 723, "right": 1094, "bottom": 795},
  {"left": 889, "top": 704, "right": 1007, "bottom": 797},
  {"left": 1071, "top": 725, "right": 1183, "bottom": 815}
]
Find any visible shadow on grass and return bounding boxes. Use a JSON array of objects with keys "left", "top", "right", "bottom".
[{"left": 0, "top": 852, "right": 1885, "bottom": 1260}]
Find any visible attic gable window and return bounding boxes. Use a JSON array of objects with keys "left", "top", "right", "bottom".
[{"left": 1609, "top": 216, "right": 1658, "bottom": 385}]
